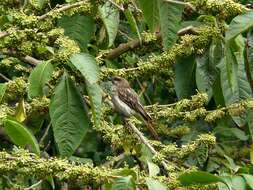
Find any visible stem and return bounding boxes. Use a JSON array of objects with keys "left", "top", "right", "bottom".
[
  {"left": 39, "top": 122, "right": 52, "bottom": 147},
  {"left": 25, "top": 180, "right": 43, "bottom": 190},
  {"left": 125, "top": 120, "right": 169, "bottom": 172},
  {"left": 163, "top": 0, "right": 190, "bottom": 6},
  {"left": 0, "top": 73, "right": 10, "bottom": 82}
]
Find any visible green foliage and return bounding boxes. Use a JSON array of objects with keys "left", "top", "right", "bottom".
[
  {"left": 157, "top": 0, "right": 184, "bottom": 49},
  {"left": 49, "top": 73, "right": 89, "bottom": 157},
  {"left": 28, "top": 61, "right": 54, "bottom": 98},
  {"left": 3, "top": 118, "right": 40, "bottom": 155},
  {"left": 70, "top": 53, "right": 100, "bottom": 84},
  {"left": 111, "top": 176, "right": 136, "bottom": 190},
  {"left": 99, "top": 1, "right": 120, "bottom": 47},
  {"left": 58, "top": 14, "right": 95, "bottom": 51},
  {"left": 1, "top": 0, "right": 253, "bottom": 189}
]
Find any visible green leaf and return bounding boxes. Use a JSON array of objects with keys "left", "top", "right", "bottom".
[
  {"left": 111, "top": 176, "right": 136, "bottom": 190},
  {"left": 0, "top": 83, "right": 6, "bottom": 103},
  {"left": 242, "top": 174, "right": 253, "bottom": 189},
  {"left": 70, "top": 53, "right": 99, "bottom": 84},
  {"left": 49, "top": 73, "right": 89, "bottom": 157},
  {"left": 138, "top": 0, "right": 159, "bottom": 32},
  {"left": 14, "top": 99, "right": 26, "bottom": 122},
  {"left": 157, "top": 0, "right": 184, "bottom": 49},
  {"left": 226, "top": 10, "right": 253, "bottom": 42},
  {"left": 124, "top": 8, "right": 141, "bottom": 41},
  {"left": 175, "top": 56, "right": 196, "bottom": 99},
  {"left": 218, "top": 35, "right": 252, "bottom": 126},
  {"left": 147, "top": 161, "right": 160, "bottom": 177},
  {"left": 196, "top": 39, "right": 222, "bottom": 100},
  {"left": 145, "top": 177, "right": 167, "bottom": 190},
  {"left": 230, "top": 128, "right": 248, "bottom": 141},
  {"left": 58, "top": 14, "right": 95, "bottom": 51},
  {"left": 86, "top": 82, "right": 102, "bottom": 128},
  {"left": 231, "top": 176, "right": 247, "bottom": 190},
  {"left": 178, "top": 171, "right": 225, "bottom": 186},
  {"left": 224, "top": 155, "right": 240, "bottom": 172},
  {"left": 99, "top": 1, "right": 119, "bottom": 47},
  {"left": 3, "top": 118, "right": 40, "bottom": 155},
  {"left": 28, "top": 61, "right": 54, "bottom": 98}
]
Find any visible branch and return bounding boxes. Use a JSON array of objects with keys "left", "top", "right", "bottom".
[
  {"left": 163, "top": 0, "right": 191, "bottom": 6},
  {"left": 20, "top": 55, "right": 42, "bottom": 66},
  {"left": 0, "top": 31, "right": 9, "bottom": 38},
  {"left": 125, "top": 120, "right": 169, "bottom": 172},
  {"left": 1, "top": 50, "right": 42, "bottom": 66},
  {"left": 38, "top": 0, "right": 90, "bottom": 20},
  {"left": 103, "top": 33, "right": 161, "bottom": 60},
  {"left": 0, "top": 73, "right": 10, "bottom": 81}
]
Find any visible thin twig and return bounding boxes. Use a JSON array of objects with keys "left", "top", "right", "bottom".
[
  {"left": 39, "top": 122, "right": 52, "bottom": 147},
  {"left": 38, "top": 0, "right": 89, "bottom": 20},
  {"left": 163, "top": 0, "right": 191, "bottom": 6},
  {"left": 108, "top": 0, "right": 124, "bottom": 11},
  {"left": 25, "top": 180, "right": 43, "bottom": 190},
  {"left": 103, "top": 153, "right": 125, "bottom": 167},
  {"left": 103, "top": 33, "right": 161, "bottom": 60},
  {"left": 125, "top": 120, "right": 169, "bottom": 172},
  {"left": 0, "top": 73, "right": 10, "bottom": 81}
]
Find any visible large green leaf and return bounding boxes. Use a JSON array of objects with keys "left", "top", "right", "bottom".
[
  {"left": 111, "top": 176, "right": 136, "bottom": 190},
  {"left": 178, "top": 171, "right": 225, "bottom": 186},
  {"left": 58, "top": 14, "right": 95, "bottom": 51},
  {"left": 157, "top": 0, "right": 184, "bottom": 49},
  {"left": 86, "top": 82, "right": 102, "bottom": 128},
  {"left": 28, "top": 61, "right": 54, "bottom": 98},
  {"left": 49, "top": 73, "right": 89, "bottom": 157},
  {"left": 145, "top": 178, "right": 167, "bottom": 190},
  {"left": 124, "top": 8, "right": 141, "bottom": 41},
  {"left": 196, "top": 40, "right": 222, "bottom": 99},
  {"left": 231, "top": 176, "right": 247, "bottom": 190},
  {"left": 218, "top": 35, "right": 252, "bottom": 125},
  {"left": 175, "top": 56, "right": 196, "bottom": 99},
  {"left": 70, "top": 53, "right": 100, "bottom": 84},
  {"left": 138, "top": 0, "right": 159, "bottom": 32},
  {"left": 0, "top": 83, "right": 6, "bottom": 103},
  {"left": 99, "top": 1, "right": 119, "bottom": 47},
  {"left": 226, "top": 10, "right": 253, "bottom": 42},
  {"left": 242, "top": 174, "right": 253, "bottom": 189},
  {"left": 3, "top": 118, "right": 40, "bottom": 155}
]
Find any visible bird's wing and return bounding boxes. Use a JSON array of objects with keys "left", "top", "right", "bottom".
[
  {"left": 117, "top": 87, "right": 159, "bottom": 140},
  {"left": 117, "top": 87, "right": 151, "bottom": 121}
]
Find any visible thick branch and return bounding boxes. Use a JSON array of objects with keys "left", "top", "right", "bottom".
[
  {"left": 1, "top": 50, "right": 42, "bottom": 66},
  {"left": 20, "top": 55, "right": 42, "bottom": 66},
  {"left": 0, "top": 32, "right": 9, "bottom": 38},
  {"left": 103, "top": 33, "right": 161, "bottom": 60}
]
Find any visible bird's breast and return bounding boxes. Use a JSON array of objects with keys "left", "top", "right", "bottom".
[{"left": 111, "top": 95, "right": 135, "bottom": 117}]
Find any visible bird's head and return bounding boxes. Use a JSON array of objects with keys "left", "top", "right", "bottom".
[{"left": 108, "top": 76, "right": 130, "bottom": 88}]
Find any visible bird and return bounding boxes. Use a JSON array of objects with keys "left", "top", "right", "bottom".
[{"left": 106, "top": 76, "right": 159, "bottom": 140}]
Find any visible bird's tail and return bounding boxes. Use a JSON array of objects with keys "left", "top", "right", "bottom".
[
  {"left": 137, "top": 102, "right": 160, "bottom": 140},
  {"left": 146, "top": 121, "right": 160, "bottom": 140}
]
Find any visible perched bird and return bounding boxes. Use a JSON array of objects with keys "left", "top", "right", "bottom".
[{"left": 106, "top": 76, "right": 159, "bottom": 140}]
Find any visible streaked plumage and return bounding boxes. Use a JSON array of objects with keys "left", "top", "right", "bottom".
[{"left": 109, "top": 76, "right": 159, "bottom": 140}]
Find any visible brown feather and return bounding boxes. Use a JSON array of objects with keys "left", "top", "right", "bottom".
[{"left": 117, "top": 85, "right": 159, "bottom": 140}]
